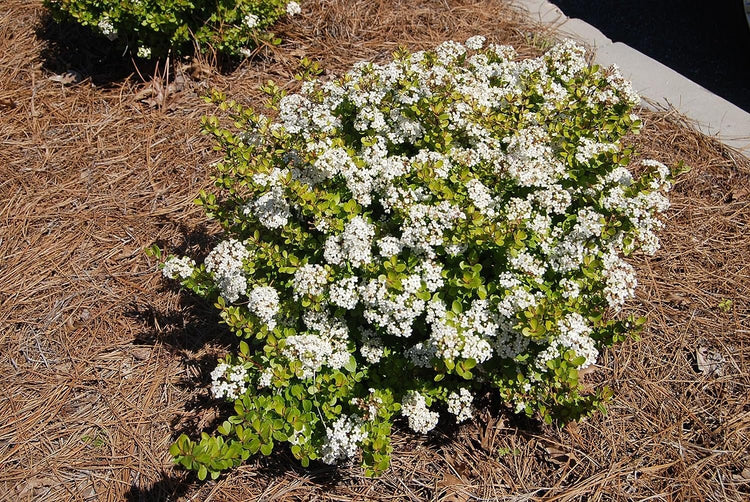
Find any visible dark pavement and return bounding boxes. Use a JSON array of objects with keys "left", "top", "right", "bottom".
[{"left": 549, "top": 1, "right": 750, "bottom": 112}]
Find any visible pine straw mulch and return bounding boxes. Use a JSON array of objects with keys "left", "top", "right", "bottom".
[{"left": 1, "top": 0, "right": 749, "bottom": 500}]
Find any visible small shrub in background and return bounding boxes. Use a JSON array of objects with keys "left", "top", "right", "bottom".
[
  {"left": 160, "top": 38, "right": 679, "bottom": 479},
  {"left": 44, "top": 0, "right": 302, "bottom": 59}
]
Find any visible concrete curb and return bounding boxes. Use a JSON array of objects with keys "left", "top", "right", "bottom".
[{"left": 514, "top": 0, "right": 750, "bottom": 156}]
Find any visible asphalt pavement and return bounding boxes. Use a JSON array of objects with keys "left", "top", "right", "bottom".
[{"left": 549, "top": 1, "right": 750, "bottom": 113}]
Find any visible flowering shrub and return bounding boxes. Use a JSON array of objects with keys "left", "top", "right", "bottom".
[
  {"left": 162, "top": 37, "right": 678, "bottom": 479},
  {"left": 44, "top": 0, "right": 302, "bottom": 59}
]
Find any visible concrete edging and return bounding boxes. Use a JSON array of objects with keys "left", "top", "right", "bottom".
[{"left": 514, "top": 0, "right": 750, "bottom": 156}]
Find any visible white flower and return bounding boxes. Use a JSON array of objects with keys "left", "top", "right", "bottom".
[
  {"left": 377, "top": 236, "right": 403, "bottom": 257},
  {"left": 283, "top": 314, "right": 350, "bottom": 378},
  {"left": 246, "top": 186, "right": 290, "bottom": 229},
  {"left": 204, "top": 239, "right": 249, "bottom": 302},
  {"left": 360, "top": 329, "right": 384, "bottom": 363},
  {"left": 97, "top": 16, "right": 117, "bottom": 41},
  {"left": 162, "top": 256, "right": 194, "bottom": 280},
  {"left": 210, "top": 362, "right": 248, "bottom": 400},
  {"left": 136, "top": 46, "right": 151, "bottom": 59},
  {"left": 320, "top": 415, "right": 366, "bottom": 464},
  {"left": 243, "top": 13, "right": 259, "bottom": 28},
  {"left": 247, "top": 286, "right": 280, "bottom": 330},
  {"left": 465, "top": 178, "right": 497, "bottom": 218},
  {"left": 340, "top": 216, "right": 375, "bottom": 267},
  {"left": 446, "top": 388, "right": 474, "bottom": 423},
  {"left": 401, "top": 391, "right": 439, "bottom": 434},
  {"left": 286, "top": 1, "right": 302, "bottom": 17},
  {"left": 465, "top": 35, "right": 486, "bottom": 50},
  {"left": 535, "top": 313, "right": 598, "bottom": 370},
  {"left": 329, "top": 276, "right": 359, "bottom": 309},
  {"left": 292, "top": 263, "right": 328, "bottom": 299}
]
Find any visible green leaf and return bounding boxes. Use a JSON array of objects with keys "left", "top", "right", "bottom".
[{"left": 344, "top": 355, "right": 357, "bottom": 373}]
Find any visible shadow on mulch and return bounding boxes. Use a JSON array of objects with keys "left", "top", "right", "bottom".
[
  {"left": 36, "top": 12, "right": 258, "bottom": 87},
  {"left": 36, "top": 12, "right": 139, "bottom": 85}
]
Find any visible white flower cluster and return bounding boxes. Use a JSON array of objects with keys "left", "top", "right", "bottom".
[
  {"left": 320, "top": 415, "right": 367, "bottom": 464},
  {"left": 204, "top": 239, "right": 249, "bottom": 302},
  {"left": 286, "top": 1, "right": 301, "bottom": 16},
  {"left": 575, "top": 137, "right": 617, "bottom": 164},
  {"left": 247, "top": 286, "right": 280, "bottom": 330},
  {"left": 97, "top": 16, "right": 117, "bottom": 41},
  {"left": 400, "top": 202, "right": 466, "bottom": 257},
  {"left": 282, "top": 313, "right": 349, "bottom": 378},
  {"left": 446, "top": 388, "right": 474, "bottom": 423},
  {"left": 410, "top": 298, "right": 496, "bottom": 366},
  {"left": 243, "top": 13, "right": 259, "bottom": 28},
  {"left": 359, "top": 329, "right": 384, "bottom": 363},
  {"left": 210, "top": 362, "right": 248, "bottom": 400},
  {"left": 401, "top": 391, "right": 439, "bottom": 434},
  {"left": 359, "top": 273, "right": 429, "bottom": 338},
  {"left": 535, "top": 312, "right": 598, "bottom": 370},
  {"left": 162, "top": 256, "right": 195, "bottom": 280},
  {"left": 466, "top": 178, "right": 497, "bottom": 218},
  {"left": 292, "top": 263, "right": 328, "bottom": 299},
  {"left": 329, "top": 276, "right": 359, "bottom": 309},
  {"left": 324, "top": 216, "right": 375, "bottom": 267},
  {"left": 245, "top": 186, "right": 291, "bottom": 229}
]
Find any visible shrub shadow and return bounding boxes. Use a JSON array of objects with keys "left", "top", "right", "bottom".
[
  {"left": 36, "top": 11, "right": 141, "bottom": 85},
  {"left": 36, "top": 11, "right": 261, "bottom": 87}
]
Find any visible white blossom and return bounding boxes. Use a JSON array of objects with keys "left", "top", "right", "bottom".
[
  {"left": 210, "top": 362, "right": 248, "bottom": 400},
  {"left": 446, "top": 388, "right": 474, "bottom": 423},
  {"left": 292, "top": 263, "right": 328, "bottom": 299},
  {"left": 247, "top": 286, "right": 280, "bottom": 330},
  {"left": 286, "top": 1, "right": 301, "bottom": 16},
  {"left": 204, "top": 239, "right": 249, "bottom": 302},
  {"left": 321, "top": 416, "right": 367, "bottom": 464},
  {"left": 401, "top": 391, "right": 439, "bottom": 434},
  {"left": 162, "top": 256, "right": 194, "bottom": 280},
  {"left": 243, "top": 13, "right": 259, "bottom": 28}
]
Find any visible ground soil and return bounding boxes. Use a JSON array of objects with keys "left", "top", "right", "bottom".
[{"left": 1, "top": 1, "right": 749, "bottom": 500}]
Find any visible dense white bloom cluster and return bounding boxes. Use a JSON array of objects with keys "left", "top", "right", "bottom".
[
  {"left": 320, "top": 415, "right": 367, "bottom": 464},
  {"left": 466, "top": 178, "right": 497, "bottom": 218},
  {"left": 401, "top": 391, "right": 439, "bottom": 434},
  {"left": 575, "top": 137, "right": 618, "bottom": 164},
  {"left": 360, "top": 277, "right": 426, "bottom": 337},
  {"left": 243, "top": 13, "right": 259, "bottom": 28},
  {"left": 377, "top": 236, "right": 403, "bottom": 257},
  {"left": 292, "top": 263, "right": 328, "bottom": 299},
  {"left": 210, "top": 362, "right": 248, "bottom": 399},
  {"left": 325, "top": 216, "right": 375, "bottom": 267},
  {"left": 329, "top": 276, "right": 359, "bottom": 309},
  {"left": 535, "top": 313, "right": 598, "bottom": 370},
  {"left": 601, "top": 249, "right": 637, "bottom": 309},
  {"left": 98, "top": 16, "right": 117, "bottom": 41},
  {"left": 246, "top": 186, "right": 291, "bottom": 229},
  {"left": 286, "top": 1, "right": 301, "bottom": 16},
  {"left": 247, "top": 286, "right": 280, "bottom": 330},
  {"left": 359, "top": 329, "right": 384, "bottom": 363},
  {"left": 204, "top": 239, "right": 249, "bottom": 302},
  {"left": 400, "top": 202, "right": 465, "bottom": 257},
  {"left": 446, "top": 388, "right": 474, "bottom": 423},
  {"left": 283, "top": 313, "right": 349, "bottom": 378},
  {"left": 162, "top": 256, "right": 195, "bottom": 280}
]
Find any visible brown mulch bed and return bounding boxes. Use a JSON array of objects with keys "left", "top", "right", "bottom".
[{"left": 1, "top": 1, "right": 748, "bottom": 500}]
